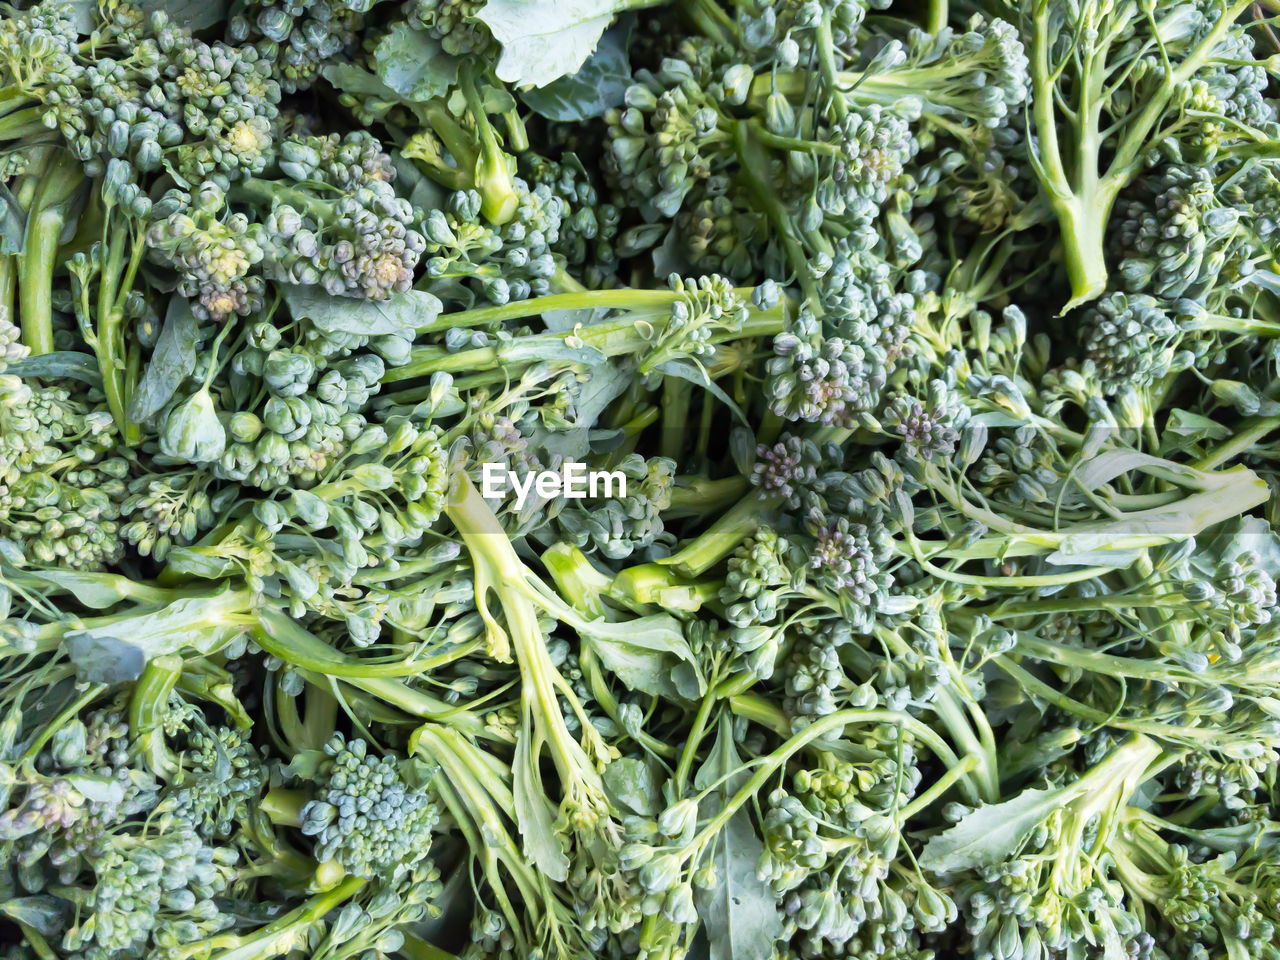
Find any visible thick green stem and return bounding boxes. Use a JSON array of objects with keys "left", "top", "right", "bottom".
[
  {"left": 129, "top": 655, "right": 183, "bottom": 779},
  {"left": 926, "top": 0, "right": 947, "bottom": 33},
  {"left": 20, "top": 210, "right": 63, "bottom": 355},
  {"left": 261, "top": 788, "right": 308, "bottom": 828},
  {"left": 19, "top": 151, "right": 85, "bottom": 355},
  {"left": 657, "top": 489, "right": 781, "bottom": 577},
  {"left": 178, "top": 876, "right": 366, "bottom": 960}
]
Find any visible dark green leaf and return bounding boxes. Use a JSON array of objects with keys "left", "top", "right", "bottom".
[
  {"left": 129, "top": 295, "right": 200, "bottom": 422},
  {"left": 282, "top": 285, "right": 443, "bottom": 336},
  {"left": 6, "top": 352, "right": 102, "bottom": 388},
  {"left": 520, "top": 17, "right": 633, "bottom": 121},
  {"left": 373, "top": 23, "right": 461, "bottom": 102},
  {"left": 0, "top": 177, "right": 26, "bottom": 256}
]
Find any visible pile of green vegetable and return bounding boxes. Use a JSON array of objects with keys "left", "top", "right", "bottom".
[{"left": 4, "top": 0, "right": 1280, "bottom": 957}]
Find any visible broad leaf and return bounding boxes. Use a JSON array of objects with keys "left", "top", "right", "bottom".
[
  {"left": 63, "top": 589, "right": 249, "bottom": 683},
  {"left": 582, "top": 614, "right": 704, "bottom": 699},
  {"left": 693, "top": 720, "right": 783, "bottom": 960},
  {"left": 7, "top": 352, "right": 103, "bottom": 388},
  {"left": 919, "top": 787, "right": 1057, "bottom": 874},
  {"left": 64, "top": 773, "right": 126, "bottom": 804},
  {"left": 477, "top": 0, "right": 654, "bottom": 89},
  {"left": 0, "top": 177, "right": 25, "bottom": 256},
  {"left": 1, "top": 897, "right": 66, "bottom": 937},
  {"left": 282, "top": 285, "right": 443, "bottom": 336},
  {"left": 373, "top": 23, "right": 461, "bottom": 102},
  {"left": 322, "top": 62, "right": 401, "bottom": 100},
  {"left": 15, "top": 570, "right": 147, "bottom": 609},
  {"left": 603, "top": 757, "right": 660, "bottom": 816},
  {"left": 129, "top": 295, "right": 200, "bottom": 422},
  {"left": 520, "top": 17, "right": 633, "bottom": 121},
  {"left": 512, "top": 733, "right": 570, "bottom": 881}
]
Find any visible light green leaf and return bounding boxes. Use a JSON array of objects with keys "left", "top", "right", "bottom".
[
  {"left": 14, "top": 570, "right": 146, "bottom": 609},
  {"left": 603, "top": 757, "right": 660, "bottom": 816},
  {"left": 282, "top": 285, "right": 443, "bottom": 336},
  {"left": 63, "top": 589, "right": 250, "bottom": 683},
  {"left": 919, "top": 787, "right": 1057, "bottom": 874},
  {"left": 693, "top": 719, "right": 784, "bottom": 960},
  {"left": 512, "top": 733, "right": 570, "bottom": 881},
  {"left": 582, "top": 614, "right": 704, "bottom": 699},
  {"left": 520, "top": 17, "right": 633, "bottom": 120},
  {"left": 322, "top": 62, "right": 401, "bottom": 100},
  {"left": 477, "top": 0, "right": 653, "bottom": 89},
  {"left": 64, "top": 773, "right": 126, "bottom": 805}
]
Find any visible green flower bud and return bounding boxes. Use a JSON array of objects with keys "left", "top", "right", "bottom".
[
  {"left": 161, "top": 389, "right": 226, "bottom": 463},
  {"left": 658, "top": 799, "right": 698, "bottom": 840},
  {"left": 639, "top": 852, "right": 683, "bottom": 893},
  {"left": 229, "top": 412, "right": 264, "bottom": 443}
]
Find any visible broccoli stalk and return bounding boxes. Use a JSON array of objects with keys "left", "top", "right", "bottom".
[
  {"left": 18, "top": 147, "right": 85, "bottom": 354},
  {"left": 443, "top": 471, "right": 615, "bottom": 848},
  {"left": 1025, "top": 0, "right": 1256, "bottom": 308},
  {"left": 167, "top": 876, "right": 367, "bottom": 960},
  {"left": 385, "top": 282, "right": 786, "bottom": 385}
]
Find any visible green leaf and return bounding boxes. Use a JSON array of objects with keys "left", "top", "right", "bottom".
[
  {"left": 322, "top": 62, "right": 401, "bottom": 100},
  {"left": 0, "top": 177, "right": 26, "bottom": 256},
  {"left": 1, "top": 897, "right": 66, "bottom": 937},
  {"left": 692, "top": 719, "right": 784, "bottom": 960},
  {"left": 696, "top": 810, "right": 783, "bottom": 960},
  {"left": 129, "top": 295, "right": 200, "bottom": 422},
  {"left": 373, "top": 23, "right": 462, "bottom": 102},
  {"left": 63, "top": 632, "right": 147, "bottom": 684},
  {"left": 63, "top": 589, "right": 250, "bottom": 683},
  {"left": 603, "top": 757, "right": 660, "bottom": 816},
  {"left": 6, "top": 352, "right": 103, "bottom": 388},
  {"left": 658, "top": 359, "right": 749, "bottom": 427},
  {"left": 64, "top": 773, "right": 126, "bottom": 804},
  {"left": 512, "top": 733, "right": 570, "bottom": 881},
  {"left": 582, "top": 614, "right": 705, "bottom": 700},
  {"left": 136, "top": 0, "right": 229, "bottom": 30},
  {"left": 162, "top": 548, "right": 239, "bottom": 580},
  {"left": 282, "top": 285, "right": 443, "bottom": 336},
  {"left": 919, "top": 787, "right": 1057, "bottom": 874},
  {"left": 477, "top": 0, "right": 651, "bottom": 89},
  {"left": 520, "top": 17, "right": 633, "bottom": 121},
  {"left": 15, "top": 570, "right": 141, "bottom": 609}
]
